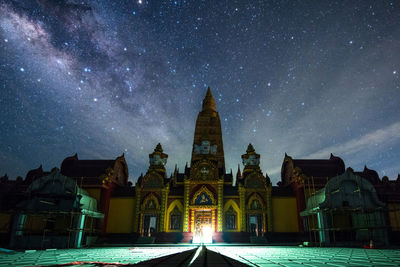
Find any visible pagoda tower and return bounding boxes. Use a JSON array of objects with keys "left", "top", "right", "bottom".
[
  {"left": 182, "top": 87, "right": 226, "bottom": 242},
  {"left": 190, "top": 87, "right": 225, "bottom": 173}
]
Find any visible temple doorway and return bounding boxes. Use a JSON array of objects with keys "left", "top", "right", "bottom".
[
  {"left": 249, "top": 214, "right": 262, "bottom": 236},
  {"left": 143, "top": 214, "right": 157, "bottom": 237},
  {"left": 193, "top": 210, "right": 213, "bottom": 243}
]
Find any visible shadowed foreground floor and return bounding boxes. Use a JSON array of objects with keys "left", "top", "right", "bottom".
[{"left": 1, "top": 245, "right": 400, "bottom": 266}]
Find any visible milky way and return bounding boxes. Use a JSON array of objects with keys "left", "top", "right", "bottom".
[{"left": 1, "top": 0, "right": 399, "bottom": 184}]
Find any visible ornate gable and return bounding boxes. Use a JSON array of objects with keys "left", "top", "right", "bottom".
[
  {"left": 247, "top": 193, "right": 265, "bottom": 211},
  {"left": 192, "top": 185, "right": 216, "bottom": 205},
  {"left": 141, "top": 193, "right": 160, "bottom": 211}
]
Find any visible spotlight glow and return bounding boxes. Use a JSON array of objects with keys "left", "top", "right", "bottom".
[{"left": 192, "top": 225, "right": 213, "bottom": 244}]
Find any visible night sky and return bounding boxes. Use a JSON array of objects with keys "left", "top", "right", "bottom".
[{"left": 1, "top": 0, "right": 399, "bottom": 185}]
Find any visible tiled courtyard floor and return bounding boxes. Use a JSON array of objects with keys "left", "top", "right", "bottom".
[
  {"left": 208, "top": 246, "right": 400, "bottom": 266},
  {"left": 0, "top": 245, "right": 399, "bottom": 266},
  {"left": 0, "top": 247, "right": 194, "bottom": 266}
]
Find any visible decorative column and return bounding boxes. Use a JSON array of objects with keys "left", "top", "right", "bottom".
[
  {"left": 266, "top": 185, "right": 273, "bottom": 232},
  {"left": 133, "top": 187, "right": 141, "bottom": 233},
  {"left": 74, "top": 214, "right": 86, "bottom": 248},
  {"left": 9, "top": 213, "right": 26, "bottom": 249},
  {"left": 217, "top": 180, "right": 223, "bottom": 232},
  {"left": 191, "top": 209, "right": 195, "bottom": 232},
  {"left": 212, "top": 210, "right": 216, "bottom": 231},
  {"left": 317, "top": 211, "right": 330, "bottom": 245},
  {"left": 139, "top": 214, "right": 143, "bottom": 236},
  {"left": 160, "top": 186, "right": 169, "bottom": 232},
  {"left": 183, "top": 180, "right": 190, "bottom": 232},
  {"left": 239, "top": 184, "right": 246, "bottom": 232}
]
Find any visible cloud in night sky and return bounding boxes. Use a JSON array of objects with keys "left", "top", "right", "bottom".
[{"left": 1, "top": 0, "right": 399, "bottom": 184}]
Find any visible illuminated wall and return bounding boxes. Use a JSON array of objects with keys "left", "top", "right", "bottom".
[
  {"left": 388, "top": 203, "right": 400, "bottom": 231},
  {"left": 272, "top": 196, "right": 299, "bottom": 232},
  {"left": 106, "top": 197, "right": 135, "bottom": 233}
]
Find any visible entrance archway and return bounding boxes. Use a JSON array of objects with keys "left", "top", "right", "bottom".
[{"left": 193, "top": 209, "right": 213, "bottom": 243}]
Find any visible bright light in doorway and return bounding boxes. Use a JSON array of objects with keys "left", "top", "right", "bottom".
[{"left": 192, "top": 226, "right": 213, "bottom": 244}]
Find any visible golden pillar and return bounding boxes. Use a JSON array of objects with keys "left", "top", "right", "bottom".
[
  {"left": 160, "top": 186, "right": 169, "bottom": 232},
  {"left": 191, "top": 209, "right": 195, "bottom": 233},
  {"left": 133, "top": 187, "right": 141, "bottom": 233},
  {"left": 212, "top": 209, "right": 216, "bottom": 231},
  {"left": 183, "top": 180, "right": 190, "bottom": 232},
  {"left": 139, "top": 213, "right": 143, "bottom": 236},
  {"left": 217, "top": 180, "right": 223, "bottom": 232},
  {"left": 266, "top": 185, "right": 273, "bottom": 232},
  {"left": 239, "top": 184, "right": 246, "bottom": 232}
]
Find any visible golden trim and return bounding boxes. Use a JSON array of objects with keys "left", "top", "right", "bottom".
[
  {"left": 166, "top": 200, "right": 184, "bottom": 232},
  {"left": 189, "top": 205, "right": 218, "bottom": 209},
  {"left": 190, "top": 209, "right": 195, "bottom": 233},
  {"left": 223, "top": 199, "right": 241, "bottom": 232},
  {"left": 189, "top": 180, "right": 220, "bottom": 185}
]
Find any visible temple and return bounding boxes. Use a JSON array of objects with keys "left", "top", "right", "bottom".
[{"left": 0, "top": 88, "right": 399, "bottom": 248}]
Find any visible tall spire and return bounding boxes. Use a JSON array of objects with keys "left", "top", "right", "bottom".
[
  {"left": 191, "top": 87, "right": 225, "bottom": 173},
  {"left": 202, "top": 87, "right": 216, "bottom": 112}
]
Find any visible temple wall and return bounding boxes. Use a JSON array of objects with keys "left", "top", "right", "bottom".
[
  {"left": 106, "top": 197, "right": 135, "bottom": 233},
  {"left": 388, "top": 203, "right": 400, "bottom": 231},
  {"left": 0, "top": 213, "right": 11, "bottom": 232},
  {"left": 86, "top": 188, "right": 102, "bottom": 202},
  {"left": 272, "top": 196, "right": 299, "bottom": 232}
]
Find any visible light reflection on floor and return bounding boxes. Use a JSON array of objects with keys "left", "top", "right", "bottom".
[
  {"left": 1, "top": 245, "right": 400, "bottom": 266},
  {"left": 208, "top": 246, "right": 400, "bottom": 266}
]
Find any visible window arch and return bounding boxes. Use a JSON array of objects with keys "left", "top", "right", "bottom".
[
  {"left": 166, "top": 200, "right": 183, "bottom": 231},
  {"left": 224, "top": 199, "right": 241, "bottom": 231}
]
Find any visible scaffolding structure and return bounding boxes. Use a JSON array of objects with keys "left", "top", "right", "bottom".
[
  {"left": 301, "top": 174, "right": 400, "bottom": 246},
  {"left": 9, "top": 172, "right": 104, "bottom": 249}
]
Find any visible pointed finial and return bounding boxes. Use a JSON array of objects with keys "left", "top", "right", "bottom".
[
  {"left": 246, "top": 143, "right": 255, "bottom": 153},
  {"left": 236, "top": 164, "right": 242, "bottom": 178},
  {"left": 202, "top": 87, "right": 216, "bottom": 111},
  {"left": 154, "top": 143, "right": 163, "bottom": 152}
]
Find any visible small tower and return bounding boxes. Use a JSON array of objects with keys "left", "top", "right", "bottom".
[
  {"left": 148, "top": 143, "right": 168, "bottom": 177},
  {"left": 241, "top": 143, "right": 261, "bottom": 169}
]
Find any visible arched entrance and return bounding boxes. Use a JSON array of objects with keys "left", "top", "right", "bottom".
[{"left": 193, "top": 209, "right": 213, "bottom": 243}]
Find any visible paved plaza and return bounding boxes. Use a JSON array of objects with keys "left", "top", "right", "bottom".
[{"left": 0, "top": 245, "right": 399, "bottom": 266}]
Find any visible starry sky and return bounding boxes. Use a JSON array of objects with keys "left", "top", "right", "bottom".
[{"left": 1, "top": 0, "right": 400, "bottom": 185}]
